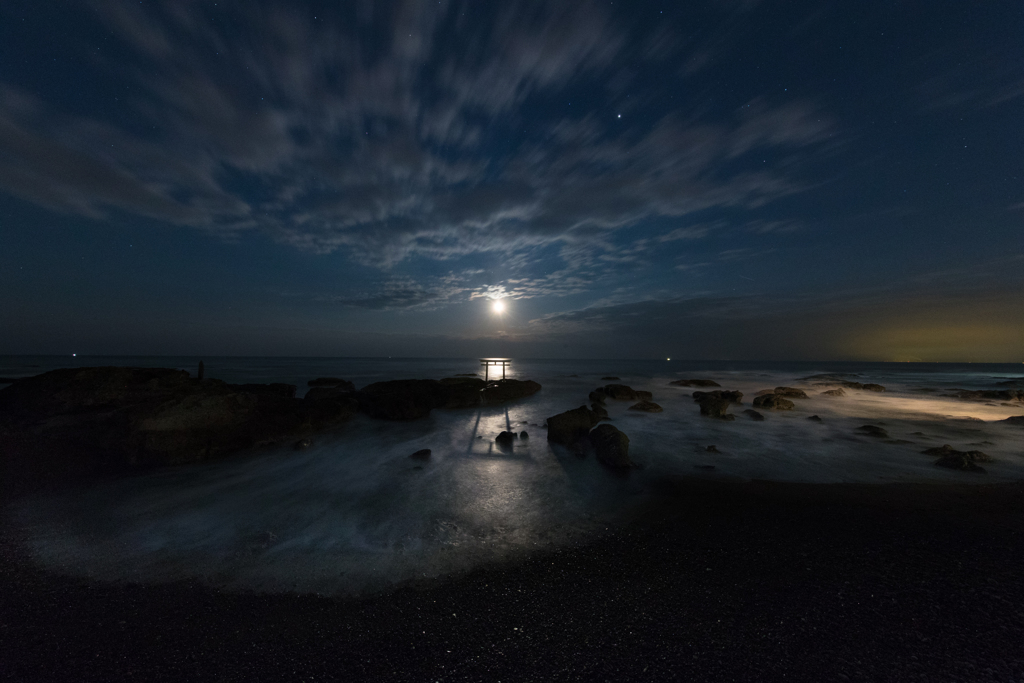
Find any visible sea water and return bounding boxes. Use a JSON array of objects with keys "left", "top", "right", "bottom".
[{"left": 4, "top": 356, "right": 1024, "bottom": 595}]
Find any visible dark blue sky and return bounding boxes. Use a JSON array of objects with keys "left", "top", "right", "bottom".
[{"left": 1, "top": 0, "right": 1022, "bottom": 360}]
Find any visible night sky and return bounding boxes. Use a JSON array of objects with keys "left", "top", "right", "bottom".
[{"left": 1, "top": 1, "right": 1021, "bottom": 361}]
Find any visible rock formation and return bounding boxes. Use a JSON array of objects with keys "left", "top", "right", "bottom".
[
  {"left": 627, "top": 400, "right": 663, "bottom": 413},
  {"left": 546, "top": 406, "right": 601, "bottom": 446},
  {"left": 752, "top": 394, "right": 794, "bottom": 410},
  {"left": 589, "top": 424, "right": 634, "bottom": 469}
]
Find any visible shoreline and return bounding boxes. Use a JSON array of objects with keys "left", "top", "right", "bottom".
[{"left": 4, "top": 477, "right": 1024, "bottom": 681}]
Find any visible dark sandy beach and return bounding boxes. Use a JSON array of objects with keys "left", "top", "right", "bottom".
[{"left": 3, "top": 477, "right": 1024, "bottom": 682}]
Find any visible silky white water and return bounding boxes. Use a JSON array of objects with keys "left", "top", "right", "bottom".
[{"left": 5, "top": 357, "right": 1023, "bottom": 595}]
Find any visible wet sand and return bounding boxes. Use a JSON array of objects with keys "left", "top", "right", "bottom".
[{"left": 3, "top": 477, "right": 1024, "bottom": 682}]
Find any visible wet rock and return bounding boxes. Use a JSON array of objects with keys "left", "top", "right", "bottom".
[
  {"left": 627, "top": 400, "right": 663, "bottom": 413},
  {"left": 308, "top": 377, "right": 356, "bottom": 391},
  {"left": 669, "top": 379, "right": 721, "bottom": 387},
  {"left": 591, "top": 403, "right": 609, "bottom": 420},
  {"left": 706, "top": 445, "right": 720, "bottom": 453},
  {"left": 0, "top": 367, "right": 357, "bottom": 486},
  {"left": 933, "top": 453, "right": 987, "bottom": 473},
  {"left": 546, "top": 406, "right": 601, "bottom": 446},
  {"left": 635, "top": 390, "right": 654, "bottom": 401},
  {"left": 821, "top": 388, "right": 846, "bottom": 397},
  {"left": 603, "top": 384, "right": 639, "bottom": 400},
  {"left": 1001, "top": 415, "right": 1024, "bottom": 425},
  {"left": 807, "top": 415, "right": 823, "bottom": 422},
  {"left": 589, "top": 424, "right": 634, "bottom": 469},
  {"left": 923, "top": 444, "right": 993, "bottom": 463},
  {"left": 495, "top": 431, "right": 516, "bottom": 449},
  {"left": 294, "top": 438, "right": 313, "bottom": 450},
  {"left": 856, "top": 425, "right": 889, "bottom": 438},
  {"left": 752, "top": 394, "right": 795, "bottom": 410},
  {"left": 694, "top": 390, "right": 742, "bottom": 419},
  {"left": 589, "top": 389, "right": 608, "bottom": 405},
  {"left": 480, "top": 379, "right": 542, "bottom": 406},
  {"left": 601, "top": 376, "right": 621, "bottom": 381},
  {"left": 743, "top": 409, "right": 765, "bottom": 421},
  {"left": 519, "top": 431, "right": 529, "bottom": 440},
  {"left": 774, "top": 387, "right": 809, "bottom": 399},
  {"left": 954, "top": 389, "right": 1024, "bottom": 402},
  {"left": 410, "top": 448, "right": 432, "bottom": 460},
  {"left": 862, "top": 383, "right": 886, "bottom": 392}
]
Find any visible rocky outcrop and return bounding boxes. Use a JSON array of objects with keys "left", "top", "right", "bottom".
[
  {"left": 801, "top": 375, "right": 885, "bottom": 392},
  {"left": 669, "top": 379, "right": 720, "bottom": 387},
  {"left": 821, "top": 388, "right": 846, "bottom": 397},
  {"left": 628, "top": 401, "right": 663, "bottom": 413},
  {"left": 546, "top": 406, "right": 601, "bottom": 446},
  {"left": 308, "top": 378, "right": 356, "bottom": 391},
  {"left": 954, "top": 389, "right": 1024, "bottom": 402},
  {"left": 773, "top": 387, "right": 809, "bottom": 399},
  {"left": 925, "top": 445, "right": 991, "bottom": 472},
  {"left": 752, "top": 394, "right": 794, "bottom": 410},
  {"left": 589, "top": 424, "right": 634, "bottom": 469},
  {"left": 693, "top": 390, "right": 742, "bottom": 419},
  {"left": 0, "top": 367, "right": 357, "bottom": 487},
  {"left": 480, "top": 379, "right": 542, "bottom": 405},
  {"left": 862, "top": 384, "right": 886, "bottom": 392},
  {"left": 743, "top": 409, "right": 765, "bottom": 421}
]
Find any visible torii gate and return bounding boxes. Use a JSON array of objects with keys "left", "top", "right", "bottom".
[{"left": 479, "top": 358, "right": 511, "bottom": 382}]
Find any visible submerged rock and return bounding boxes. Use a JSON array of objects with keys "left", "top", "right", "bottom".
[
  {"left": 635, "top": 390, "right": 654, "bottom": 401},
  {"left": 954, "top": 389, "right": 1024, "bottom": 402},
  {"left": 589, "top": 424, "right": 634, "bottom": 469},
  {"left": 773, "top": 387, "right": 809, "bottom": 399},
  {"left": 410, "top": 448, "right": 432, "bottom": 460},
  {"left": 752, "top": 394, "right": 794, "bottom": 410},
  {"left": 546, "top": 406, "right": 601, "bottom": 446},
  {"left": 856, "top": 425, "right": 889, "bottom": 438},
  {"left": 669, "top": 379, "right": 720, "bottom": 387},
  {"left": 628, "top": 400, "right": 663, "bottom": 413},
  {"left": 742, "top": 409, "right": 765, "bottom": 421},
  {"left": 927, "top": 445, "right": 989, "bottom": 472},
  {"left": 821, "top": 388, "right": 846, "bottom": 397},
  {"left": 807, "top": 415, "right": 823, "bottom": 422},
  {"left": 862, "top": 383, "right": 886, "bottom": 392},
  {"left": 589, "top": 389, "right": 608, "bottom": 405},
  {"left": 591, "top": 403, "right": 609, "bottom": 420}
]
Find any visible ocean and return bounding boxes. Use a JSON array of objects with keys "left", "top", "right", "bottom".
[{"left": 4, "top": 356, "right": 1023, "bottom": 596}]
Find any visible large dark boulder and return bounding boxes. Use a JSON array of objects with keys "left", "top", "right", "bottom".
[
  {"left": 752, "top": 395, "right": 794, "bottom": 410},
  {"left": 480, "top": 379, "right": 542, "bottom": 405},
  {"left": 603, "top": 384, "right": 639, "bottom": 400},
  {"left": 0, "top": 367, "right": 355, "bottom": 487},
  {"left": 589, "top": 424, "right": 634, "bottom": 469},
  {"left": 547, "top": 406, "right": 601, "bottom": 446},
  {"left": 439, "top": 377, "right": 487, "bottom": 408},
  {"left": 693, "top": 390, "right": 742, "bottom": 419}
]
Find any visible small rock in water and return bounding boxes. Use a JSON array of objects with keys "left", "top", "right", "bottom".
[
  {"left": 495, "top": 431, "right": 516, "bottom": 449},
  {"left": 589, "top": 424, "right": 634, "bottom": 469},
  {"left": 706, "top": 445, "right": 720, "bottom": 453},
  {"left": 856, "top": 425, "right": 888, "bottom": 438},
  {"left": 774, "top": 387, "right": 809, "bottom": 399},
  {"left": 519, "top": 431, "right": 529, "bottom": 439},
  {"left": 752, "top": 394, "right": 794, "bottom": 410},
  {"left": 923, "top": 444, "right": 993, "bottom": 463},
  {"left": 294, "top": 438, "right": 313, "bottom": 450},
  {"left": 628, "top": 400, "right": 663, "bottom": 413},
  {"left": 743, "top": 409, "right": 765, "bottom": 421},
  {"left": 862, "top": 383, "right": 886, "bottom": 392},
  {"left": 410, "top": 448, "right": 432, "bottom": 460},
  {"left": 591, "top": 403, "right": 609, "bottom": 420},
  {"left": 807, "top": 415, "right": 823, "bottom": 422},
  {"left": 821, "top": 388, "right": 846, "bottom": 397}
]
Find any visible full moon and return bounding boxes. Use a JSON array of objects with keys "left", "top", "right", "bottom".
[{"left": 492, "top": 300, "right": 505, "bottom": 313}]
